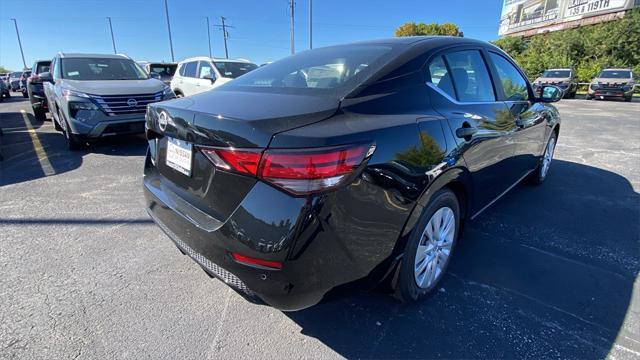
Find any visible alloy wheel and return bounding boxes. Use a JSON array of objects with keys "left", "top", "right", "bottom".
[
  {"left": 541, "top": 137, "right": 556, "bottom": 179},
  {"left": 414, "top": 206, "right": 455, "bottom": 289}
]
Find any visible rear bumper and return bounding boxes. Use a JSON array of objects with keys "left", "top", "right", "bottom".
[{"left": 142, "top": 149, "right": 399, "bottom": 310}]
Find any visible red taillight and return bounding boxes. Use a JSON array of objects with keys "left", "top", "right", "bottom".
[
  {"left": 231, "top": 253, "right": 282, "bottom": 270},
  {"left": 200, "top": 148, "right": 262, "bottom": 176},
  {"left": 259, "top": 144, "right": 372, "bottom": 195},
  {"left": 199, "top": 143, "right": 374, "bottom": 195}
]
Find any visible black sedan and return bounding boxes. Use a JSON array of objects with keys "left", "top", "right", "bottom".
[{"left": 143, "top": 37, "right": 562, "bottom": 310}]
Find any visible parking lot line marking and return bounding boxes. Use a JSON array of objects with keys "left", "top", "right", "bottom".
[{"left": 20, "top": 110, "right": 55, "bottom": 176}]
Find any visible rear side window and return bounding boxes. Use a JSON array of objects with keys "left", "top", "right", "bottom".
[
  {"left": 443, "top": 50, "right": 495, "bottom": 102},
  {"left": 427, "top": 56, "right": 456, "bottom": 99},
  {"left": 184, "top": 62, "right": 197, "bottom": 78},
  {"left": 489, "top": 52, "right": 529, "bottom": 101}
]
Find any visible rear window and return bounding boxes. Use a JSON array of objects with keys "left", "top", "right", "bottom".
[
  {"left": 213, "top": 61, "right": 257, "bottom": 79},
  {"left": 598, "top": 70, "right": 631, "bottom": 79},
  {"left": 542, "top": 70, "right": 571, "bottom": 78},
  {"left": 60, "top": 58, "right": 148, "bottom": 80},
  {"left": 225, "top": 44, "right": 394, "bottom": 94}
]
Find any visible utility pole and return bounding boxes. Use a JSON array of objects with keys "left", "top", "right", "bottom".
[
  {"left": 218, "top": 17, "right": 230, "bottom": 59},
  {"left": 164, "top": 0, "right": 175, "bottom": 62},
  {"left": 289, "top": 0, "right": 295, "bottom": 54},
  {"left": 206, "top": 17, "right": 212, "bottom": 58},
  {"left": 106, "top": 17, "right": 117, "bottom": 54},
  {"left": 10, "top": 18, "right": 27, "bottom": 70},
  {"left": 308, "top": 0, "right": 312, "bottom": 49}
]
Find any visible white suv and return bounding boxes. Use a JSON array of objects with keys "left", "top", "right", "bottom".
[{"left": 170, "top": 57, "right": 258, "bottom": 97}]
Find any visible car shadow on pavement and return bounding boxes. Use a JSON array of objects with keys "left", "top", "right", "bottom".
[
  {"left": 0, "top": 109, "right": 147, "bottom": 187},
  {"left": 286, "top": 160, "right": 639, "bottom": 359}
]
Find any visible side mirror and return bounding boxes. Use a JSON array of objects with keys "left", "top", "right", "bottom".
[
  {"left": 149, "top": 71, "right": 161, "bottom": 80},
  {"left": 537, "top": 85, "right": 562, "bottom": 103},
  {"left": 203, "top": 74, "right": 216, "bottom": 84},
  {"left": 39, "top": 72, "right": 53, "bottom": 83}
]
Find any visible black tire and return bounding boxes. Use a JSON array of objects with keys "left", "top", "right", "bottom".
[
  {"left": 33, "top": 107, "right": 47, "bottom": 122},
  {"left": 52, "top": 110, "right": 63, "bottom": 131},
  {"left": 395, "top": 188, "right": 460, "bottom": 303},
  {"left": 22, "top": 90, "right": 28, "bottom": 98},
  {"left": 529, "top": 132, "right": 557, "bottom": 185},
  {"left": 175, "top": 91, "right": 184, "bottom": 98},
  {"left": 5, "top": 91, "right": 10, "bottom": 98},
  {"left": 624, "top": 96, "right": 632, "bottom": 102},
  {"left": 60, "top": 109, "right": 84, "bottom": 151}
]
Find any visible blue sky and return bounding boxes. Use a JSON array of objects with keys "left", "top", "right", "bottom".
[{"left": 0, "top": 0, "right": 503, "bottom": 71}]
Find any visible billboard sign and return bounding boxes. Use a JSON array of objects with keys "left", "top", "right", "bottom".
[{"left": 499, "top": 0, "right": 636, "bottom": 35}]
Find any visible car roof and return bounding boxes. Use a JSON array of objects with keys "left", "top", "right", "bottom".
[
  {"left": 601, "top": 68, "right": 632, "bottom": 71},
  {"left": 58, "top": 52, "right": 131, "bottom": 59},
  {"left": 546, "top": 68, "right": 572, "bottom": 71},
  {"left": 178, "top": 56, "right": 253, "bottom": 64}
]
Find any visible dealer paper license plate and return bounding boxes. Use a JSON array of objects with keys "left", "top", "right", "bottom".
[{"left": 166, "top": 137, "right": 193, "bottom": 176}]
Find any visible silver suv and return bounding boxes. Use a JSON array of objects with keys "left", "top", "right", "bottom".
[{"left": 42, "top": 53, "right": 175, "bottom": 150}]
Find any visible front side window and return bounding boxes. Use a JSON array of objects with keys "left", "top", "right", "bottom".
[
  {"left": 443, "top": 50, "right": 495, "bottom": 102},
  {"left": 213, "top": 61, "right": 257, "bottom": 79},
  {"left": 489, "top": 52, "right": 529, "bottom": 101},
  {"left": 60, "top": 58, "right": 148, "bottom": 81},
  {"left": 198, "top": 61, "right": 214, "bottom": 79}
]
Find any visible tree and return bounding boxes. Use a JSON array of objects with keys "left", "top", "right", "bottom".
[
  {"left": 0, "top": 65, "right": 10, "bottom": 73},
  {"left": 395, "top": 22, "right": 463, "bottom": 37},
  {"left": 492, "top": 8, "right": 640, "bottom": 83}
]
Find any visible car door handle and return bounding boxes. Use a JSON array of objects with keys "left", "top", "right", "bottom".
[{"left": 456, "top": 126, "right": 478, "bottom": 139}]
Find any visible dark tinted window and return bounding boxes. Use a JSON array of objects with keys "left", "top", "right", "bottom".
[
  {"left": 489, "top": 52, "right": 529, "bottom": 101},
  {"left": 213, "top": 61, "right": 257, "bottom": 79},
  {"left": 183, "top": 61, "right": 197, "bottom": 78},
  {"left": 149, "top": 64, "right": 176, "bottom": 76},
  {"left": 198, "top": 61, "right": 214, "bottom": 79},
  {"left": 443, "top": 50, "right": 495, "bottom": 102},
  {"left": 427, "top": 56, "right": 456, "bottom": 99},
  {"left": 60, "top": 58, "right": 148, "bottom": 80},
  {"left": 35, "top": 61, "right": 51, "bottom": 74}
]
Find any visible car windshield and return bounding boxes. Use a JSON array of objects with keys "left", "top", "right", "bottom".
[
  {"left": 149, "top": 64, "right": 177, "bottom": 76},
  {"left": 542, "top": 70, "right": 571, "bottom": 78},
  {"left": 213, "top": 61, "right": 258, "bottom": 79},
  {"left": 10, "top": 72, "right": 22, "bottom": 77},
  {"left": 60, "top": 58, "right": 148, "bottom": 80},
  {"left": 35, "top": 62, "right": 51, "bottom": 74},
  {"left": 225, "top": 44, "right": 394, "bottom": 94},
  {"left": 598, "top": 70, "right": 631, "bottom": 79}
]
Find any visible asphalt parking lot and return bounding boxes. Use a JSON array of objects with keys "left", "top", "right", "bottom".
[{"left": 1, "top": 94, "right": 639, "bottom": 359}]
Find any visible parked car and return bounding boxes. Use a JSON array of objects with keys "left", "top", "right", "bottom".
[
  {"left": 141, "top": 62, "right": 177, "bottom": 85},
  {"left": 587, "top": 68, "right": 635, "bottom": 101},
  {"left": 0, "top": 78, "right": 8, "bottom": 101},
  {"left": 0, "top": 73, "right": 8, "bottom": 82},
  {"left": 170, "top": 57, "right": 258, "bottom": 97},
  {"left": 26, "top": 60, "right": 52, "bottom": 120},
  {"left": 42, "top": 53, "right": 174, "bottom": 150},
  {"left": 19, "top": 70, "right": 32, "bottom": 97},
  {"left": 8, "top": 71, "right": 23, "bottom": 91},
  {"left": 533, "top": 68, "right": 577, "bottom": 98},
  {"left": 143, "top": 37, "right": 562, "bottom": 310}
]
